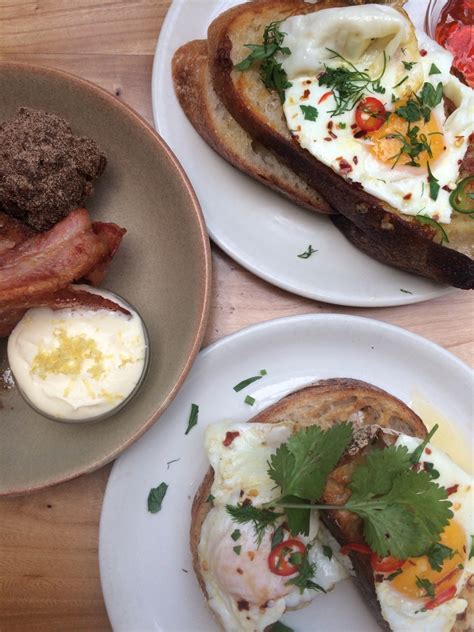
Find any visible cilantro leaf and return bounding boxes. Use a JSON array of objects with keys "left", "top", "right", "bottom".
[
  {"left": 269, "top": 622, "right": 294, "bottom": 632},
  {"left": 350, "top": 445, "right": 412, "bottom": 497},
  {"left": 185, "top": 403, "right": 199, "bottom": 435},
  {"left": 268, "top": 423, "right": 352, "bottom": 501},
  {"left": 147, "top": 482, "right": 168, "bottom": 514},
  {"left": 323, "top": 545, "right": 333, "bottom": 559},
  {"left": 396, "top": 100, "right": 422, "bottom": 123},
  {"left": 226, "top": 504, "right": 282, "bottom": 546},
  {"left": 277, "top": 495, "right": 311, "bottom": 536},
  {"left": 429, "top": 63, "right": 441, "bottom": 75},
  {"left": 426, "top": 542, "right": 455, "bottom": 572},
  {"left": 416, "top": 576, "right": 435, "bottom": 598},
  {"left": 300, "top": 105, "right": 318, "bottom": 121},
  {"left": 427, "top": 163, "right": 440, "bottom": 201},
  {"left": 271, "top": 525, "right": 285, "bottom": 549},
  {"left": 286, "top": 549, "right": 327, "bottom": 594}
]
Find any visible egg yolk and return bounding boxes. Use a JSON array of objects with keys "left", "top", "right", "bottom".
[
  {"left": 390, "top": 520, "right": 466, "bottom": 599},
  {"left": 370, "top": 108, "right": 445, "bottom": 169}
]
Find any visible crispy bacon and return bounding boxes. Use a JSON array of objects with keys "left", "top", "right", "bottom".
[
  {"left": 0, "top": 208, "right": 127, "bottom": 336},
  {"left": 0, "top": 208, "right": 125, "bottom": 305}
]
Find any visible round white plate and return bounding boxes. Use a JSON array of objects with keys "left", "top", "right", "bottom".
[
  {"left": 99, "top": 313, "right": 472, "bottom": 632},
  {"left": 151, "top": 0, "right": 451, "bottom": 307}
]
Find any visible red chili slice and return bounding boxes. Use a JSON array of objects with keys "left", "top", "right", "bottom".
[
  {"left": 223, "top": 431, "right": 240, "bottom": 447},
  {"left": 424, "top": 585, "right": 457, "bottom": 610},
  {"left": 318, "top": 90, "right": 333, "bottom": 104},
  {"left": 268, "top": 539, "right": 306, "bottom": 576},
  {"left": 370, "top": 554, "right": 405, "bottom": 573},
  {"left": 355, "top": 97, "right": 386, "bottom": 132},
  {"left": 340, "top": 543, "right": 372, "bottom": 556}
]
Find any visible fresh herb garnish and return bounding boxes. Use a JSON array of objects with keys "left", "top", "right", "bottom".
[
  {"left": 300, "top": 105, "right": 318, "bottom": 121},
  {"left": 297, "top": 245, "right": 318, "bottom": 259},
  {"left": 147, "top": 482, "right": 168, "bottom": 514},
  {"left": 429, "top": 63, "right": 441, "bottom": 75},
  {"left": 272, "top": 525, "right": 285, "bottom": 549},
  {"left": 233, "top": 545, "right": 242, "bottom": 555},
  {"left": 416, "top": 576, "right": 435, "bottom": 598},
  {"left": 323, "top": 545, "right": 333, "bottom": 559},
  {"left": 228, "top": 424, "right": 452, "bottom": 559},
  {"left": 415, "top": 214, "right": 449, "bottom": 244},
  {"left": 426, "top": 543, "right": 455, "bottom": 572},
  {"left": 231, "top": 529, "right": 241, "bottom": 541},
  {"left": 424, "top": 462, "right": 440, "bottom": 479},
  {"left": 393, "top": 75, "right": 409, "bottom": 89},
  {"left": 385, "top": 125, "right": 437, "bottom": 168},
  {"left": 402, "top": 61, "right": 417, "bottom": 70},
  {"left": 396, "top": 82, "right": 443, "bottom": 124},
  {"left": 166, "top": 458, "right": 180, "bottom": 469},
  {"left": 400, "top": 288, "right": 413, "bottom": 294},
  {"left": 470, "top": 535, "right": 474, "bottom": 559},
  {"left": 226, "top": 504, "right": 282, "bottom": 546},
  {"left": 286, "top": 548, "right": 326, "bottom": 594},
  {"left": 185, "top": 403, "right": 199, "bottom": 435},
  {"left": 410, "top": 425, "right": 439, "bottom": 464},
  {"left": 427, "top": 163, "right": 440, "bottom": 201},
  {"left": 387, "top": 568, "right": 403, "bottom": 581},
  {"left": 244, "top": 394, "right": 256, "bottom": 406},
  {"left": 234, "top": 21, "right": 292, "bottom": 103},
  {"left": 233, "top": 370, "right": 267, "bottom": 392},
  {"left": 269, "top": 622, "right": 294, "bottom": 632},
  {"left": 207, "top": 494, "right": 215, "bottom": 503},
  {"left": 318, "top": 49, "right": 386, "bottom": 116}
]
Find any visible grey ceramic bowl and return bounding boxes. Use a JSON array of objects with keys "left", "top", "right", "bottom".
[{"left": 0, "top": 62, "right": 211, "bottom": 495}]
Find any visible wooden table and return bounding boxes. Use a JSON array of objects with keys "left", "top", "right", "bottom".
[{"left": 0, "top": 2, "right": 472, "bottom": 630}]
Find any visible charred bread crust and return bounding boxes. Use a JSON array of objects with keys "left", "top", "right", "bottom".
[
  {"left": 172, "top": 39, "right": 332, "bottom": 214},
  {"left": 190, "top": 377, "right": 426, "bottom": 628},
  {"left": 208, "top": 0, "right": 474, "bottom": 289}
]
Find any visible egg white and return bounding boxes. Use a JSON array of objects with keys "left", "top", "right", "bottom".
[
  {"left": 375, "top": 434, "right": 474, "bottom": 632},
  {"left": 199, "top": 421, "right": 349, "bottom": 631},
  {"left": 278, "top": 5, "right": 474, "bottom": 224}
]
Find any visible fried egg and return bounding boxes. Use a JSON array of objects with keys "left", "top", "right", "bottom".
[
  {"left": 375, "top": 434, "right": 474, "bottom": 632},
  {"left": 277, "top": 5, "right": 474, "bottom": 224},
  {"left": 198, "top": 421, "right": 350, "bottom": 631}
]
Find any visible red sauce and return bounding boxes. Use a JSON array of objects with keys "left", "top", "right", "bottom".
[{"left": 435, "top": 0, "right": 474, "bottom": 87}]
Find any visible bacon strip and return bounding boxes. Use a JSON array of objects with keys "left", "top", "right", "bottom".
[
  {"left": 0, "top": 208, "right": 125, "bottom": 305},
  {"left": 0, "top": 212, "right": 35, "bottom": 255}
]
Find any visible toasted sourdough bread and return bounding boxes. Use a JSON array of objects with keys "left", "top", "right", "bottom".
[
  {"left": 207, "top": 0, "right": 474, "bottom": 289},
  {"left": 191, "top": 378, "right": 473, "bottom": 631},
  {"left": 172, "top": 39, "right": 332, "bottom": 214}
]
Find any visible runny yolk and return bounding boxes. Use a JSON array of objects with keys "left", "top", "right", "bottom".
[
  {"left": 369, "top": 108, "right": 445, "bottom": 169},
  {"left": 390, "top": 520, "right": 466, "bottom": 599}
]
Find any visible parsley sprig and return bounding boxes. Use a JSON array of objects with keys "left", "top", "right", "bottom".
[
  {"left": 396, "top": 82, "right": 444, "bottom": 124},
  {"left": 318, "top": 49, "right": 386, "bottom": 116},
  {"left": 234, "top": 21, "right": 291, "bottom": 103},
  {"left": 227, "top": 426, "right": 453, "bottom": 559}
]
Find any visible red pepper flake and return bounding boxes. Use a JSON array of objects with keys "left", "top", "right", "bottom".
[
  {"left": 446, "top": 484, "right": 459, "bottom": 496},
  {"left": 324, "top": 137, "right": 333, "bottom": 142},
  {"left": 242, "top": 498, "right": 252, "bottom": 507},
  {"left": 237, "top": 568, "right": 243, "bottom": 575},
  {"left": 354, "top": 130, "right": 367, "bottom": 139},
  {"left": 237, "top": 600, "right": 250, "bottom": 611},
  {"left": 329, "top": 131, "right": 338, "bottom": 139},
  {"left": 301, "top": 89, "right": 311, "bottom": 100},
  {"left": 223, "top": 431, "right": 240, "bottom": 447},
  {"left": 318, "top": 90, "right": 332, "bottom": 104},
  {"left": 403, "top": 193, "right": 412, "bottom": 200},
  {"left": 442, "top": 185, "right": 451, "bottom": 192},
  {"left": 425, "top": 447, "right": 432, "bottom": 454},
  {"left": 351, "top": 123, "right": 358, "bottom": 130},
  {"left": 303, "top": 79, "right": 312, "bottom": 86},
  {"left": 338, "top": 158, "right": 353, "bottom": 174},
  {"left": 328, "top": 120, "right": 334, "bottom": 130},
  {"left": 375, "top": 574, "right": 384, "bottom": 583},
  {"left": 420, "top": 49, "right": 427, "bottom": 57},
  {"left": 353, "top": 156, "right": 359, "bottom": 165}
]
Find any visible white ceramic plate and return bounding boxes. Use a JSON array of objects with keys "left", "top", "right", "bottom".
[
  {"left": 151, "top": 0, "right": 451, "bottom": 307},
  {"left": 99, "top": 314, "right": 472, "bottom": 631}
]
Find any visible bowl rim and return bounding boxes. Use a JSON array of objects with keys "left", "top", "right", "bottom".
[{"left": 0, "top": 60, "right": 212, "bottom": 496}]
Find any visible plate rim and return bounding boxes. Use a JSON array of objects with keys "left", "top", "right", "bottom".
[
  {"left": 151, "top": 0, "right": 452, "bottom": 308},
  {"left": 0, "top": 60, "right": 212, "bottom": 497},
  {"left": 99, "top": 312, "right": 472, "bottom": 630}
]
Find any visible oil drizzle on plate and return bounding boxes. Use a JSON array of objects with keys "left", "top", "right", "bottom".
[{"left": 410, "top": 390, "right": 473, "bottom": 474}]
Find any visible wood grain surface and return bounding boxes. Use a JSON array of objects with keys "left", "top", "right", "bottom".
[{"left": 0, "top": 2, "right": 472, "bottom": 630}]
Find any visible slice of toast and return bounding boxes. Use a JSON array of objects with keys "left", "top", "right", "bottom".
[
  {"left": 172, "top": 39, "right": 332, "bottom": 214},
  {"left": 207, "top": 0, "right": 474, "bottom": 289},
  {"left": 191, "top": 378, "right": 427, "bottom": 628}
]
